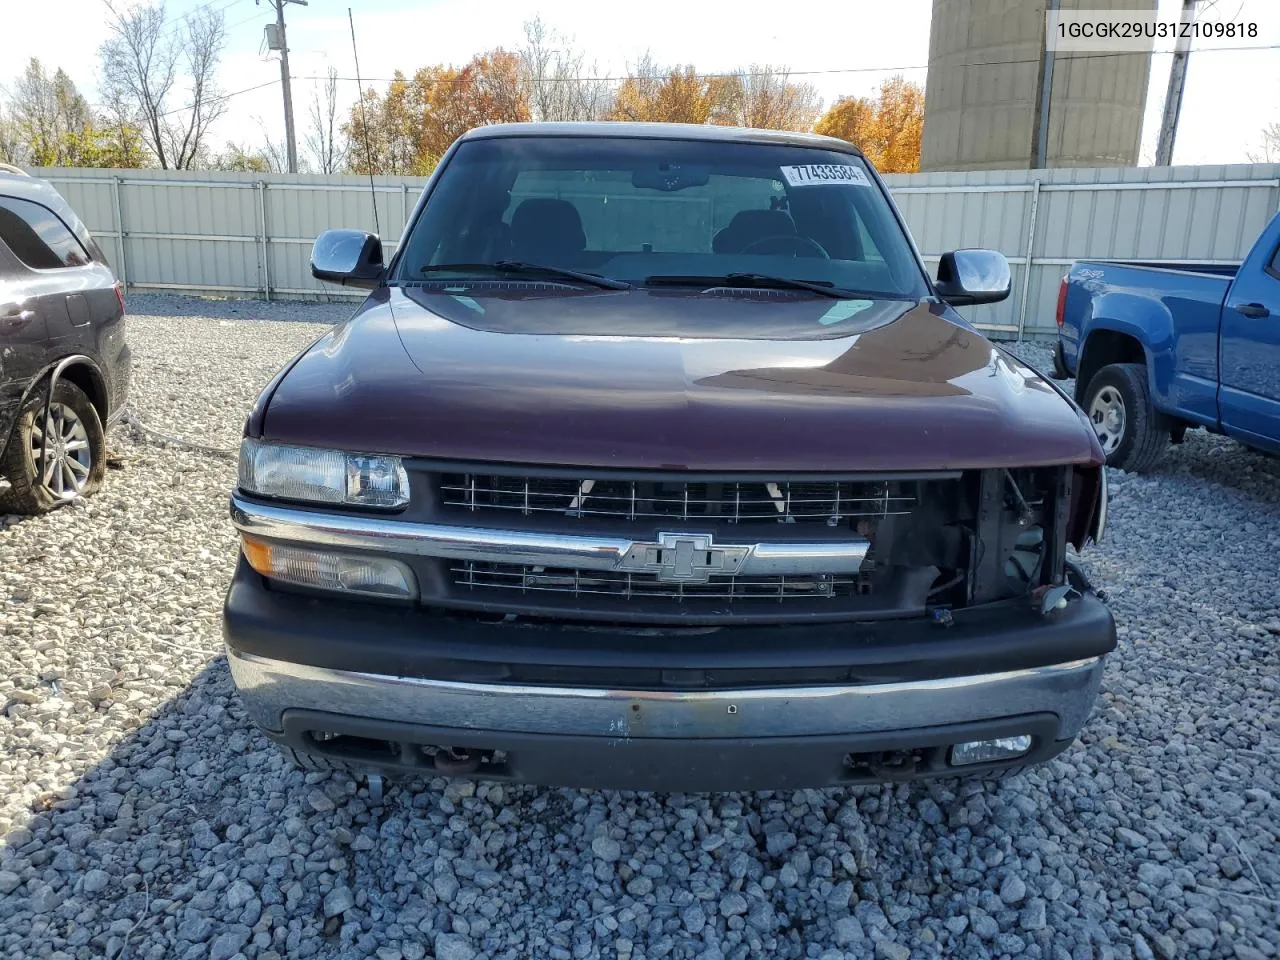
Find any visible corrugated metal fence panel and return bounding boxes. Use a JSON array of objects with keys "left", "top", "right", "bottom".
[
  {"left": 886, "top": 169, "right": 1032, "bottom": 330},
  {"left": 882, "top": 163, "right": 1280, "bottom": 334},
  {"left": 265, "top": 180, "right": 423, "bottom": 295},
  {"left": 1032, "top": 164, "right": 1280, "bottom": 260},
  {"left": 890, "top": 172, "right": 1034, "bottom": 330},
  {"left": 30, "top": 163, "right": 1280, "bottom": 332},
  {"left": 125, "top": 178, "right": 261, "bottom": 292},
  {"left": 1018, "top": 164, "right": 1280, "bottom": 333}
]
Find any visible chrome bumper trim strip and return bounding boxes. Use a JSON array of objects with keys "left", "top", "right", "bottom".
[
  {"left": 229, "top": 649, "right": 1105, "bottom": 742},
  {"left": 230, "top": 493, "right": 870, "bottom": 576}
]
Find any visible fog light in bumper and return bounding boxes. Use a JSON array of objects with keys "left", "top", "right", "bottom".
[
  {"left": 949, "top": 735, "right": 1033, "bottom": 766},
  {"left": 241, "top": 536, "right": 416, "bottom": 599}
]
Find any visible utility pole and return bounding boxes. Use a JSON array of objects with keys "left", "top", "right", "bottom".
[
  {"left": 1156, "top": 0, "right": 1198, "bottom": 167},
  {"left": 1031, "top": 0, "right": 1060, "bottom": 168},
  {"left": 261, "top": 0, "right": 308, "bottom": 173}
]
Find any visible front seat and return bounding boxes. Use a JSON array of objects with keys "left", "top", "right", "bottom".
[
  {"left": 509, "top": 198, "right": 586, "bottom": 261},
  {"left": 712, "top": 209, "right": 798, "bottom": 254}
]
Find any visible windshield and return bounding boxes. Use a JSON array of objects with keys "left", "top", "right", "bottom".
[{"left": 396, "top": 136, "right": 929, "bottom": 300}]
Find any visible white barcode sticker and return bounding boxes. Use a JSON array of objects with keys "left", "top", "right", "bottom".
[{"left": 779, "top": 164, "right": 871, "bottom": 187}]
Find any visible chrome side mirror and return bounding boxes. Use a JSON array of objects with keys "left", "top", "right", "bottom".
[
  {"left": 935, "top": 249, "right": 1011, "bottom": 306},
  {"left": 311, "top": 229, "right": 384, "bottom": 288}
]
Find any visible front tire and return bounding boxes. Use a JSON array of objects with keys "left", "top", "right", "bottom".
[
  {"left": 1051, "top": 342, "right": 1071, "bottom": 380},
  {"left": 0, "top": 381, "right": 105, "bottom": 514},
  {"left": 1082, "top": 363, "right": 1169, "bottom": 473},
  {"left": 280, "top": 743, "right": 349, "bottom": 774}
]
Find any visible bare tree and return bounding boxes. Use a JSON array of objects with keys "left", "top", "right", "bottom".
[
  {"left": 1246, "top": 122, "right": 1280, "bottom": 163},
  {"left": 1138, "top": 93, "right": 1165, "bottom": 166},
  {"left": 9, "top": 60, "right": 59, "bottom": 164},
  {"left": 169, "top": 6, "right": 227, "bottom": 168},
  {"left": 2, "top": 58, "right": 148, "bottom": 168},
  {"left": 99, "top": 0, "right": 228, "bottom": 169},
  {"left": 211, "top": 140, "right": 271, "bottom": 172},
  {"left": 0, "top": 116, "right": 22, "bottom": 166},
  {"left": 714, "top": 66, "right": 821, "bottom": 132},
  {"left": 0, "top": 59, "right": 148, "bottom": 167},
  {"left": 253, "top": 117, "right": 292, "bottom": 173},
  {"left": 304, "top": 66, "right": 348, "bottom": 173},
  {"left": 4, "top": 59, "right": 97, "bottom": 165},
  {"left": 518, "top": 17, "right": 610, "bottom": 122},
  {"left": 99, "top": 2, "right": 176, "bottom": 167},
  {"left": 212, "top": 125, "right": 292, "bottom": 173}
]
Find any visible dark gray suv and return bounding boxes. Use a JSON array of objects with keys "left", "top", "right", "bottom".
[{"left": 0, "top": 167, "right": 130, "bottom": 513}]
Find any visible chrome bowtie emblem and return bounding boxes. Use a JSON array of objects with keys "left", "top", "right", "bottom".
[{"left": 617, "top": 532, "right": 751, "bottom": 583}]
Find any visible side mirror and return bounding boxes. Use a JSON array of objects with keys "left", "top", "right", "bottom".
[
  {"left": 311, "top": 229, "right": 384, "bottom": 288},
  {"left": 934, "top": 249, "right": 1011, "bottom": 306}
]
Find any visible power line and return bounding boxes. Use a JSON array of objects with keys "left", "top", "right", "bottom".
[
  {"left": 181, "top": 0, "right": 247, "bottom": 22},
  {"left": 349, "top": 7, "right": 380, "bottom": 236},
  {"left": 149, "top": 0, "right": 250, "bottom": 45},
  {"left": 298, "top": 41, "right": 1278, "bottom": 87},
  {"left": 63, "top": 39, "right": 1280, "bottom": 130},
  {"left": 84, "top": 76, "right": 280, "bottom": 116},
  {"left": 226, "top": 5, "right": 272, "bottom": 33},
  {"left": 154, "top": 77, "right": 281, "bottom": 118},
  {"left": 305, "top": 64, "right": 931, "bottom": 85}
]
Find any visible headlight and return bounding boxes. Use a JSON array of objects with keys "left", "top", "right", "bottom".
[{"left": 239, "top": 439, "right": 409, "bottom": 508}]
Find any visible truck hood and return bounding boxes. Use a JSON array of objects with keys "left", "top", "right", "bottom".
[{"left": 261, "top": 287, "right": 1102, "bottom": 471}]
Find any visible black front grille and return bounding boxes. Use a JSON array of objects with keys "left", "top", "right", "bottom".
[
  {"left": 453, "top": 561, "right": 871, "bottom": 603},
  {"left": 439, "top": 474, "right": 913, "bottom": 525}
]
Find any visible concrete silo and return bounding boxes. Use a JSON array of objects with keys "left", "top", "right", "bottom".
[{"left": 920, "top": 0, "right": 1154, "bottom": 171}]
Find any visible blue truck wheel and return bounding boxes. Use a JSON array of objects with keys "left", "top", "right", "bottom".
[{"left": 1082, "top": 363, "right": 1170, "bottom": 472}]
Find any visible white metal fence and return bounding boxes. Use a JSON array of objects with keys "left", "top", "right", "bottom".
[
  {"left": 882, "top": 164, "right": 1280, "bottom": 334},
  {"left": 34, "top": 162, "right": 1280, "bottom": 337}
]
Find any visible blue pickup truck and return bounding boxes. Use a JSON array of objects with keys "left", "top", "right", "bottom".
[{"left": 1055, "top": 211, "right": 1280, "bottom": 471}]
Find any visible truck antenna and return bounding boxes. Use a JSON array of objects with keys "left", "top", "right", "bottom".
[{"left": 348, "top": 8, "right": 381, "bottom": 238}]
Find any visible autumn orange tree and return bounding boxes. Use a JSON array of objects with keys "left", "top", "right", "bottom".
[
  {"left": 345, "top": 50, "right": 528, "bottom": 175},
  {"left": 610, "top": 57, "right": 819, "bottom": 131},
  {"left": 814, "top": 76, "right": 924, "bottom": 173},
  {"left": 611, "top": 57, "right": 720, "bottom": 125},
  {"left": 341, "top": 28, "right": 827, "bottom": 176},
  {"left": 713, "top": 67, "right": 821, "bottom": 131}
]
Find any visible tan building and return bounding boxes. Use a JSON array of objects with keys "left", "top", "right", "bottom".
[{"left": 921, "top": 0, "right": 1154, "bottom": 171}]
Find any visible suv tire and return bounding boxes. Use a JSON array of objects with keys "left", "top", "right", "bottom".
[
  {"left": 1082, "top": 363, "right": 1169, "bottom": 473},
  {"left": 0, "top": 381, "right": 105, "bottom": 514}
]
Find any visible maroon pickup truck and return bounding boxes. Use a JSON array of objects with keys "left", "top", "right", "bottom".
[{"left": 224, "top": 123, "right": 1113, "bottom": 792}]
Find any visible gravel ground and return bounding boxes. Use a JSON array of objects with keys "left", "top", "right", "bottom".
[{"left": 1, "top": 294, "right": 1277, "bottom": 960}]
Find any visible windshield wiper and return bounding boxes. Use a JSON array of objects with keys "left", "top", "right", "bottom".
[
  {"left": 419, "top": 261, "right": 631, "bottom": 290},
  {"left": 645, "top": 273, "right": 866, "bottom": 299}
]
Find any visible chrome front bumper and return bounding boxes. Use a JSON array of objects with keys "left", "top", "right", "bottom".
[{"left": 229, "top": 648, "right": 1105, "bottom": 743}]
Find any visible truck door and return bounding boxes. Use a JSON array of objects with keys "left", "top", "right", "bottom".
[{"left": 1219, "top": 213, "right": 1280, "bottom": 452}]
